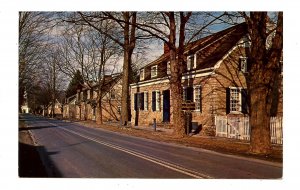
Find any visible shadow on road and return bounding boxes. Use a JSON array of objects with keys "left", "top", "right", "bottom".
[
  {"left": 19, "top": 142, "right": 62, "bottom": 177},
  {"left": 19, "top": 125, "right": 58, "bottom": 131}
]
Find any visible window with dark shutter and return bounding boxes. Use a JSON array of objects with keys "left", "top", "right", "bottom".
[
  {"left": 134, "top": 93, "right": 138, "bottom": 111},
  {"left": 226, "top": 88, "right": 231, "bottom": 114},
  {"left": 152, "top": 91, "right": 156, "bottom": 111},
  {"left": 186, "top": 87, "right": 193, "bottom": 101},
  {"left": 241, "top": 89, "right": 248, "bottom": 114},
  {"left": 140, "top": 93, "right": 144, "bottom": 110}
]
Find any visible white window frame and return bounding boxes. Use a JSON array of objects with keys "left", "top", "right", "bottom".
[
  {"left": 151, "top": 65, "right": 158, "bottom": 78},
  {"left": 240, "top": 56, "right": 248, "bottom": 73},
  {"left": 187, "top": 54, "right": 196, "bottom": 70},
  {"left": 87, "top": 90, "right": 90, "bottom": 99},
  {"left": 167, "top": 61, "right": 171, "bottom": 75},
  {"left": 156, "top": 90, "right": 160, "bottom": 111},
  {"left": 182, "top": 86, "right": 187, "bottom": 101},
  {"left": 193, "top": 85, "right": 201, "bottom": 112},
  {"left": 229, "top": 87, "right": 242, "bottom": 113},
  {"left": 144, "top": 92, "right": 148, "bottom": 111},
  {"left": 140, "top": 69, "right": 145, "bottom": 81}
]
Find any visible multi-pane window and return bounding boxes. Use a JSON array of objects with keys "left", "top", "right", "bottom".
[
  {"left": 167, "top": 61, "right": 171, "bottom": 75},
  {"left": 140, "top": 69, "right": 145, "bottom": 81},
  {"left": 187, "top": 54, "right": 196, "bottom": 70},
  {"left": 152, "top": 90, "right": 160, "bottom": 111},
  {"left": 151, "top": 65, "right": 158, "bottom": 78},
  {"left": 194, "top": 86, "right": 201, "bottom": 111},
  {"left": 134, "top": 92, "right": 148, "bottom": 111},
  {"left": 144, "top": 92, "right": 148, "bottom": 111},
  {"left": 239, "top": 57, "right": 248, "bottom": 73},
  {"left": 230, "top": 88, "right": 241, "bottom": 112}
]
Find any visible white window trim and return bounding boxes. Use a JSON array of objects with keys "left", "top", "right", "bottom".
[
  {"left": 144, "top": 92, "right": 148, "bottom": 111},
  {"left": 229, "top": 87, "right": 242, "bottom": 113},
  {"left": 87, "top": 90, "right": 90, "bottom": 99},
  {"left": 151, "top": 65, "right": 158, "bottom": 78},
  {"left": 156, "top": 90, "right": 160, "bottom": 111},
  {"left": 240, "top": 56, "right": 248, "bottom": 73},
  {"left": 182, "top": 86, "right": 187, "bottom": 101},
  {"left": 187, "top": 55, "right": 195, "bottom": 71},
  {"left": 167, "top": 61, "right": 171, "bottom": 75},
  {"left": 140, "top": 69, "right": 145, "bottom": 81},
  {"left": 193, "top": 85, "right": 201, "bottom": 112}
]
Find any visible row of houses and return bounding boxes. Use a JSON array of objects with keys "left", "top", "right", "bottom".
[
  {"left": 63, "top": 74, "right": 122, "bottom": 122},
  {"left": 63, "top": 23, "right": 283, "bottom": 138}
]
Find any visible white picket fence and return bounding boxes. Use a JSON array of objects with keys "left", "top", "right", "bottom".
[{"left": 215, "top": 116, "right": 283, "bottom": 144}]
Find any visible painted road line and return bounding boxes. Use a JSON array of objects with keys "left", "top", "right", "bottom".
[{"left": 47, "top": 122, "right": 211, "bottom": 178}]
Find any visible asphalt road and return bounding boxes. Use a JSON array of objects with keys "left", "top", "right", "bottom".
[{"left": 21, "top": 114, "right": 282, "bottom": 178}]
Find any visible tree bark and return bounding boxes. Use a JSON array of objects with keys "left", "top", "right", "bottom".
[
  {"left": 168, "top": 12, "right": 192, "bottom": 137},
  {"left": 168, "top": 12, "right": 185, "bottom": 137},
  {"left": 120, "top": 12, "right": 136, "bottom": 126},
  {"left": 96, "top": 100, "right": 103, "bottom": 124},
  {"left": 245, "top": 12, "right": 283, "bottom": 154}
]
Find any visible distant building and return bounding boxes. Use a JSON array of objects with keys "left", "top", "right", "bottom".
[
  {"left": 63, "top": 74, "right": 122, "bottom": 122},
  {"left": 21, "top": 91, "right": 29, "bottom": 113}
]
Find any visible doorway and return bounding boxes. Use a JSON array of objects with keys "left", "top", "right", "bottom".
[{"left": 163, "top": 90, "right": 170, "bottom": 122}]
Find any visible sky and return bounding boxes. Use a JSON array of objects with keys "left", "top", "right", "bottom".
[{"left": 1, "top": 0, "right": 300, "bottom": 190}]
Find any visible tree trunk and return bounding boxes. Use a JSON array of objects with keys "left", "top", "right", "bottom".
[
  {"left": 168, "top": 12, "right": 186, "bottom": 137},
  {"left": 249, "top": 85, "right": 271, "bottom": 154},
  {"left": 121, "top": 48, "right": 131, "bottom": 126},
  {"left": 120, "top": 12, "right": 136, "bottom": 126},
  {"left": 96, "top": 100, "right": 103, "bottom": 125},
  {"left": 245, "top": 12, "right": 283, "bottom": 155}
]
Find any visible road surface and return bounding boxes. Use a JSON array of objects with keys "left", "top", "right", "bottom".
[{"left": 20, "top": 114, "right": 282, "bottom": 178}]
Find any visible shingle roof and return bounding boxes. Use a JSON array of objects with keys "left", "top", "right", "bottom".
[{"left": 143, "top": 23, "right": 247, "bottom": 70}]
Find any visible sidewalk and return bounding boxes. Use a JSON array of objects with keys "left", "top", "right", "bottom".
[{"left": 65, "top": 119, "right": 283, "bottom": 163}]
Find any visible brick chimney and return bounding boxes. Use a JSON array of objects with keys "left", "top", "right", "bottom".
[{"left": 164, "top": 43, "right": 170, "bottom": 54}]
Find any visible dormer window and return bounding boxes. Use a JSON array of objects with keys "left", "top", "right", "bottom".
[
  {"left": 167, "top": 61, "right": 171, "bottom": 75},
  {"left": 140, "top": 69, "right": 145, "bottom": 81},
  {"left": 187, "top": 54, "right": 196, "bottom": 70},
  {"left": 151, "top": 65, "right": 158, "bottom": 78},
  {"left": 239, "top": 57, "right": 248, "bottom": 73}
]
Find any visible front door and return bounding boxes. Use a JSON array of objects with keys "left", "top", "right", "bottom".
[{"left": 163, "top": 90, "right": 170, "bottom": 122}]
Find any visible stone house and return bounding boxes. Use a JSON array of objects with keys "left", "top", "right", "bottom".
[
  {"left": 130, "top": 23, "right": 283, "bottom": 136},
  {"left": 64, "top": 74, "right": 122, "bottom": 122},
  {"left": 63, "top": 94, "right": 76, "bottom": 119},
  {"left": 47, "top": 99, "right": 63, "bottom": 117}
]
